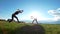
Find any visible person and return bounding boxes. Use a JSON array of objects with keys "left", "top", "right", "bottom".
[
  {"left": 9, "top": 9, "right": 23, "bottom": 22},
  {"left": 31, "top": 16, "right": 38, "bottom": 24},
  {"left": 32, "top": 18, "right": 38, "bottom": 24}
]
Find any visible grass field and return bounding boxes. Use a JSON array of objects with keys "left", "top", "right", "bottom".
[{"left": 0, "top": 21, "right": 60, "bottom": 34}]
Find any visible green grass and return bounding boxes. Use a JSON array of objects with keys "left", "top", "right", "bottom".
[{"left": 0, "top": 21, "right": 60, "bottom": 34}]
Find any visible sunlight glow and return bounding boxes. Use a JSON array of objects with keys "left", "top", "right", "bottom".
[
  {"left": 28, "top": 11, "right": 46, "bottom": 20},
  {"left": 18, "top": 11, "right": 59, "bottom": 21}
]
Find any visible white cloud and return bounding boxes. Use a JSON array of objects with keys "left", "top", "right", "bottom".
[
  {"left": 48, "top": 8, "right": 60, "bottom": 21},
  {"left": 57, "top": 8, "right": 60, "bottom": 11}
]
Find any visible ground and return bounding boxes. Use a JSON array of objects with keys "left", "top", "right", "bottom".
[{"left": 0, "top": 21, "right": 60, "bottom": 34}]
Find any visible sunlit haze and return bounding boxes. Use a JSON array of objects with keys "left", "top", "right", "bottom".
[{"left": 0, "top": 0, "right": 60, "bottom": 22}]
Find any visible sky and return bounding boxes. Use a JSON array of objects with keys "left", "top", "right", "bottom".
[{"left": 0, "top": 0, "right": 60, "bottom": 21}]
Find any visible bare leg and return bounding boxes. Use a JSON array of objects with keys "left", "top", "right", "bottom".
[
  {"left": 32, "top": 20, "right": 34, "bottom": 24},
  {"left": 35, "top": 19, "right": 38, "bottom": 24},
  {"left": 32, "top": 19, "right": 38, "bottom": 24},
  {"left": 10, "top": 15, "right": 14, "bottom": 22},
  {"left": 14, "top": 16, "right": 19, "bottom": 22}
]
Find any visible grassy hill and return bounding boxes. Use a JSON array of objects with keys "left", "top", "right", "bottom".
[{"left": 0, "top": 20, "right": 60, "bottom": 34}]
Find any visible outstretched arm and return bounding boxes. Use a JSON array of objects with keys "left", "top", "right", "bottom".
[{"left": 19, "top": 10, "right": 23, "bottom": 13}]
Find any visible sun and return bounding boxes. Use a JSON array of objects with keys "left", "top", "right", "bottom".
[{"left": 28, "top": 11, "right": 43, "bottom": 20}]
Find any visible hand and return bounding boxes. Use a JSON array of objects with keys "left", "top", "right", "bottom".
[{"left": 21, "top": 10, "right": 23, "bottom": 13}]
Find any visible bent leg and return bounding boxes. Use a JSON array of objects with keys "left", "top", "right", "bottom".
[
  {"left": 35, "top": 19, "right": 38, "bottom": 24},
  {"left": 10, "top": 15, "right": 14, "bottom": 22},
  {"left": 14, "top": 16, "right": 19, "bottom": 22}
]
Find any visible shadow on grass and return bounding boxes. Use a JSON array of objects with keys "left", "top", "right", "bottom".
[{"left": 9, "top": 24, "right": 45, "bottom": 34}]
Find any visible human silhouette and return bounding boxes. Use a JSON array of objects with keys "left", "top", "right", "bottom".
[
  {"left": 32, "top": 18, "right": 38, "bottom": 24},
  {"left": 31, "top": 16, "right": 38, "bottom": 24},
  {"left": 9, "top": 9, "right": 23, "bottom": 22}
]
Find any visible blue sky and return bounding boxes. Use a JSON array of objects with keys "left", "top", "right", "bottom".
[{"left": 0, "top": 0, "right": 60, "bottom": 21}]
